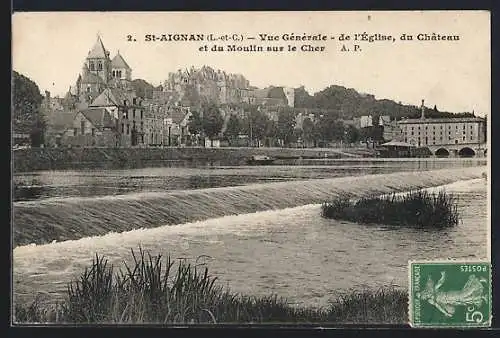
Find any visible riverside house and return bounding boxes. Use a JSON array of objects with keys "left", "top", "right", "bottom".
[
  {"left": 89, "top": 87, "right": 146, "bottom": 147},
  {"left": 61, "top": 108, "right": 118, "bottom": 147}
]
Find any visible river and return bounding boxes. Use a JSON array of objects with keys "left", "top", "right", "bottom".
[{"left": 12, "top": 158, "right": 488, "bottom": 308}]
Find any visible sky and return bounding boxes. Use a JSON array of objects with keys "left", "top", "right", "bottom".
[{"left": 12, "top": 11, "right": 490, "bottom": 116}]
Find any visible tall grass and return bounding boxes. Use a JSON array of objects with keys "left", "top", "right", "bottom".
[
  {"left": 14, "top": 248, "right": 407, "bottom": 324},
  {"left": 321, "top": 189, "right": 459, "bottom": 228}
]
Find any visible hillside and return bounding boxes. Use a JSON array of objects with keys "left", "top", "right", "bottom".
[{"left": 294, "top": 85, "right": 476, "bottom": 120}]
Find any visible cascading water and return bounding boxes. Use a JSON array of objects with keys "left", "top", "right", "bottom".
[
  {"left": 13, "top": 166, "right": 485, "bottom": 247},
  {"left": 13, "top": 174, "right": 488, "bottom": 308}
]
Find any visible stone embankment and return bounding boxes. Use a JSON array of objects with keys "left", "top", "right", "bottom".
[{"left": 13, "top": 146, "right": 374, "bottom": 172}]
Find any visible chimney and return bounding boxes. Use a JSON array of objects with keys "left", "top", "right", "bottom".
[{"left": 421, "top": 99, "right": 425, "bottom": 119}]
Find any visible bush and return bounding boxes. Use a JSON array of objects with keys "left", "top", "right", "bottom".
[
  {"left": 322, "top": 189, "right": 459, "bottom": 228},
  {"left": 14, "top": 248, "right": 407, "bottom": 324}
]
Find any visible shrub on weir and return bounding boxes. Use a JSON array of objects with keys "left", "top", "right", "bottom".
[{"left": 321, "top": 189, "right": 459, "bottom": 228}]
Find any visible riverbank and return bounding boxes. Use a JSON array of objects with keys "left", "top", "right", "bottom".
[
  {"left": 13, "top": 147, "right": 375, "bottom": 172},
  {"left": 14, "top": 248, "right": 407, "bottom": 324}
]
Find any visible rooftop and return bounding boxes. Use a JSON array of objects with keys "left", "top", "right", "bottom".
[
  {"left": 111, "top": 51, "right": 131, "bottom": 70},
  {"left": 81, "top": 108, "right": 116, "bottom": 129},
  {"left": 87, "top": 35, "right": 110, "bottom": 59},
  {"left": 398, "top": 117, "right": 485, "bottom": 124}
]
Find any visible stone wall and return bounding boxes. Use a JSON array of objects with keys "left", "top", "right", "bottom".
[{"left": 12, "top": 146, "right": 361, "bottom": 172}]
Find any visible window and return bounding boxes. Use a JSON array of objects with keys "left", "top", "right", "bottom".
[
  {"left": 74, "top": 128, "right": 78, "bottom": 136},
  {"left": 86, "top": 86, "right": 91, "bottom": 93},
  {"left": 121, "top": 123, "right": 124, "bottom": 133},
  {"left": 92, "top": 128, "right": 95, "bottom": 136},
  {"left": 133, "top": 109, "right": 136, "bottom": 119},
  {"left": 133, "top": 98, "right": 137, "bottom": 105},
  {"left": 112, "top": 70, "right": 115, "bottom": 77},
  {"left": 463, "top": 136, "right": 466, "bottom": 141},
  {"left": 126, "top": 124, "right": 130, "bottom": 135},
  {"left": 89, "top": 62, "right": 95, "bottom": 71},
  {"left": 141, "top": 121, "right": 144, "bottom": 131},
  {"left": 123, "top": 100, "right": 127, "bottom": 106},
  {"left": 81, "top": 120, "right": 85, "bottom": 135},
  {"left": 97, "top": 62, "right": 103, "bottom": 71},
  {"left": 125, "top": 110, "right": 129, "bottom": 119},
  {"left": 141, "top": 110, "right": 144, "bottom": 119}
]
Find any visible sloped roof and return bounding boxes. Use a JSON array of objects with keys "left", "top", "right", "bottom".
[
  {"left": 90, "top": 87, "right": 137, "bottom": 107},
  {"left": 80, "top": 108, "right": 116, "bottom": 129},
  {"left": 46, "top": 111, "right": 77, "bottom": 132},
  {"left": 398, "top": 117, "right": 485, "bottom": 124},
  {"left": 251, "top": 88, "right": 270, "bottom": 99},
  {"left": 111, "top": 52, "right": 131, "bottom": 70},
  {"left": 87, "top": 36, "right": 109, "bottom": 59},
  {"left": 167, "top": 107, "right": 188, "bottom": 124}
]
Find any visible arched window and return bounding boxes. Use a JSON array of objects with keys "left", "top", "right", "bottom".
[
  {"left": 89, "top": 62, "right": 95, "bottom": 71},
  {"left": 97, "top": 62, "right": 103, "bottom": 71}
]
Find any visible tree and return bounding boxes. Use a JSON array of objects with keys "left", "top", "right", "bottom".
[
  {"left": 12, "top": 71, "right": 45, "bottom": 146},
  {"left": 302, "top": 117, "right": 316, "bottom": 147},
  {"left": 242, "top": 107, "right": 268, "bottom": 147},
  {"left": 276, "top": 108, "right": 296, "bottom": 146},
  {"left": 202, "top": 104, "right": 224, "bottom": 147},
  {"left": 316, "top": 114, "right": 344, "bottom": 145},
  {"left": 187, "top": 110, "right": 204, "bottom": 135},
  {"left": 224, "top": 114, "right": 241, "bottom": 145},
  {"left": 344, "top": 124, "right": 360, "bottom": 144}
]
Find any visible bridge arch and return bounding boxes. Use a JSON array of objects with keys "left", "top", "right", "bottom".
[
  {"left": 458, "top": 147, "right": 475, "bottom": 157},
  {"left": 435, "top": 148, "right": 450, "bottom": 157}
]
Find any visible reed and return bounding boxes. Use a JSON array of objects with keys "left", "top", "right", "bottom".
[
  {"left": 13, "top": 248, "right": 407, "bottom": 324},
  {"left": 321, "top": 189, "right": 459, "bottom": 228}
]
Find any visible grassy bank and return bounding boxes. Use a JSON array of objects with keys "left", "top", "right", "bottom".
[
  {"left": 321, "top": 189, "right": 459, "bottom": 229},
  {"left": 14, "top": 248, "right": 407, "bottom": 324}
]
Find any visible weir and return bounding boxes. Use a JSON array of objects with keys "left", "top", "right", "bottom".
[{"left": 13, "top": 166, "right": 485, "bottom": 247}]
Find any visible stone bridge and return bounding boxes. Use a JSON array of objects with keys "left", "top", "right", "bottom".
[{"left": 425, "top": 143, "right": 487, "bottom": 157}]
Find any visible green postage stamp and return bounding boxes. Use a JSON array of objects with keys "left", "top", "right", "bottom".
[{"left": 408, "top": 261, "right": 491, "bottom": 328}]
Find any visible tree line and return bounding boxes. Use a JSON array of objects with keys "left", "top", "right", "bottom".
[
  {"left": 188, "top": 104, "right": 384, "bottom": 148},
  {"left": 12, "top": 71, "right": 46, "bottom": 146}
]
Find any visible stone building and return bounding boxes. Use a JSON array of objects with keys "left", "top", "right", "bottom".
[
  {"left": 398, "top": 100, "right": 487, "bottom": 156},
  {"left": 61, "top": 108, "right": 118, "bottom": 147},
  {"left": 90, "top": 87, "right": 146, "bottom": 147}
]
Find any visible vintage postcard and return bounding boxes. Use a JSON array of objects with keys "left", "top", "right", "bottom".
[{"left": 11, "top": 11, "right": 490, "bottom": 326}]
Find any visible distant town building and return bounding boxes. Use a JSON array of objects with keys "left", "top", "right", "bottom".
[
  {"left": 397, "top": 100, "right": 486, "bottom": 156},
  {"left": 360, "top": 115, "right": 373, "bottom": 128}
]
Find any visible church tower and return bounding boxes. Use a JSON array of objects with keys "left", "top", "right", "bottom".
[{"left": 86, "top": 34, "right": 112, "bottom": 84}]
